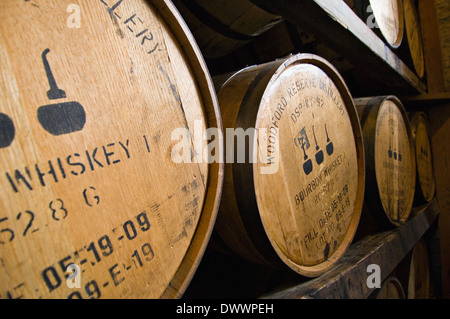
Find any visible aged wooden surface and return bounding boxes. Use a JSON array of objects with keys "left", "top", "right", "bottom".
[
  {"left": 355, "top": 96, "right": 416, "bottom": 228},
  {"left": 172, "top": 0, "right": 282, "bottom": 59},
  {"left": 250, "top": 0, "right": 426, "bottom": 94},
  {"left": 418, "top": 0, "right": 446, "bottom": 93},
  {"left": 435, "top": 0, "right": 450, "bottom": 91},
  {"left": 0, "top": 0, "right": 223, "bottom": 299},
  {"left": 214, "top": 54, "right": 365, "bottom": 277},
  {"left": 403, "top": 0, "right": 425, "bottom": 79},
  {"left": 369, "top": 0, "right": 404, "bottom": 48},
  {"left": 428, "top": 103, "right": 450, "bottom": 299},
  {"left": 397, "top": 238, "right": 431, "bottom": 299},
  {"left": 262, "top": 199, "right": 439, "bottom": 299},
  {"left": 374, "top": 276, "right": 405, "bottom": 299},
  {"left": 349, "top": 0, "right": 404, "bottom": 49},
  {"left": 401, "top": 92, "right": 450, "bottom": 106}
]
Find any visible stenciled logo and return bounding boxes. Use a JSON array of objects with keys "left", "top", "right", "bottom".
[{"left": 170, "top": 120, "right": 280, "bottom": 175}]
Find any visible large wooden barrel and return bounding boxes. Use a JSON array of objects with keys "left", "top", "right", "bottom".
[
  {"left": 172, "top": 0, "right": 283, "bottom": 59},
  {"left": 374, "top": 276, "right": 405, "bottom": 299},
  {"left": 397, "top": 238, "right": 431, "bottom": 299},
  {"left": 354, "top": 96, "right": 416, "bottom": 230},
  {"left": 0, "top": 0, "right": 223, "bottom": 299},
  {"left": 402, "top": 0, "right": 425, "bottom": 78},
  {"left": 214, "top": 54, "right": 365, "bottom": 277},
  {"left": 408, "top": 112, "right": 436, "bottom": 205},
  {"left": 346, "top": 0, "right": 404, "bottom": 48}
]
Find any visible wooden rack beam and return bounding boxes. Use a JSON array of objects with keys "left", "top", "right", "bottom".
[
  {"left": 262, "top": 199, "right": 439, "bottom": 299},
  {"left": 251, "top": 0, "right": 427, "bottom": 94}
]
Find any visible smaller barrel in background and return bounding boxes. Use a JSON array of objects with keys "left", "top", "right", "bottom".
[
  {"left": 214, "top": 53, "right": 365, "bottom": 277},
  {"left": 251, "top": 20, "right": 355, "bottom": 73},
  {"left": 373, "top": 276, "right": 406, "bottom": 299},
  {"left": 172, "top": 0, "right": 283, "bottom": 59},
  {"left": 408, "top": 112, "right": 436, "bottom": 205},
  {"left": 0, "top": 0, "right": 224, "bottom": 299},
  {"left": 369, "top": 0, "right": 404, "bottom": 48},
  {"left": 354, "top": 96, "right": 416, "bottom": 235}
]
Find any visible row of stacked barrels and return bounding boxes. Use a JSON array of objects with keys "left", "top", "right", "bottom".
[
  {"left": 0, "top": 0, "right": 433, "bottom": 299},
  {"left": 209, "top": 56, "right": 436, "bottom": 295}
]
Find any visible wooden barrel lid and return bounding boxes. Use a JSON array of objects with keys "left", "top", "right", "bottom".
[
  {"left": 0, "top": 0, "right": 223, "bottom": 299},
  {"left": 369, "top": 0, "right": 404, "bottom": 48},
  {"left": 255, "top": 55, "right": 364, "bottom": 276},
  {"left": 375, "top": 276, "right": 405, "bottom": 299},
  {"left": 216, "top": 54, "right": 365, "bottom": 277},
  {"left": 403, "top": 0, "right": 425, "bottom": 78},
  {"left": 355, "top": 96, "right": 416, "bottom": 227},
  {"left": 409, "top": 112, "right": 435, "bottom": 203},
  {"left": 374, "top": 99, "right": 414, "bottom": 223}
]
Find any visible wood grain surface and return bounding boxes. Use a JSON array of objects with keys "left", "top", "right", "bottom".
[
  {"left": 409, "top": 112, "right": 436, "bottom": 204},
  {"left": 215, "top": 54, "right": 365, "bottom": 277},
  {"left": 355, "top": 96, "right": 416, "bottom": 228},
  {"left": 0, "top": 0, "right": 223, "bottom": 299},
  {"left": 403, "top": 0, "right": 425, "bottom": 78}
]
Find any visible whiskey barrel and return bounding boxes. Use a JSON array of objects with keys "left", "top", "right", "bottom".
[
  {"left": 402, "top": 0, "right": 425, "bottom": 78},
  {"left": 397, "top": 239, "right": 430, "bottom": 299},
  {"left": 354, "top": 96, "right": 416, "bottom": 229},
  {"left": 369, "top": 0, "right": 404, "bottom": 48},
  {"left": 214, "top": 54, "right": 365, "bottom": 277},
  {"left": 347, "top": 0, "right": 404, "bottom": 48},
  {"left": 0, "top": 0, "right": 223, "bottom": 299},
  {"left": 172, "top": 0, "right": 283, "bottom": 59},
  {"left": 408, "top": 112, "right": 436, "bottom": 205},
  {"left": 374, "top": 276, "right": 405, "bottom": 299},
  {"left": 407, "top": 239, "right": 431, "bottom": 298}
]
